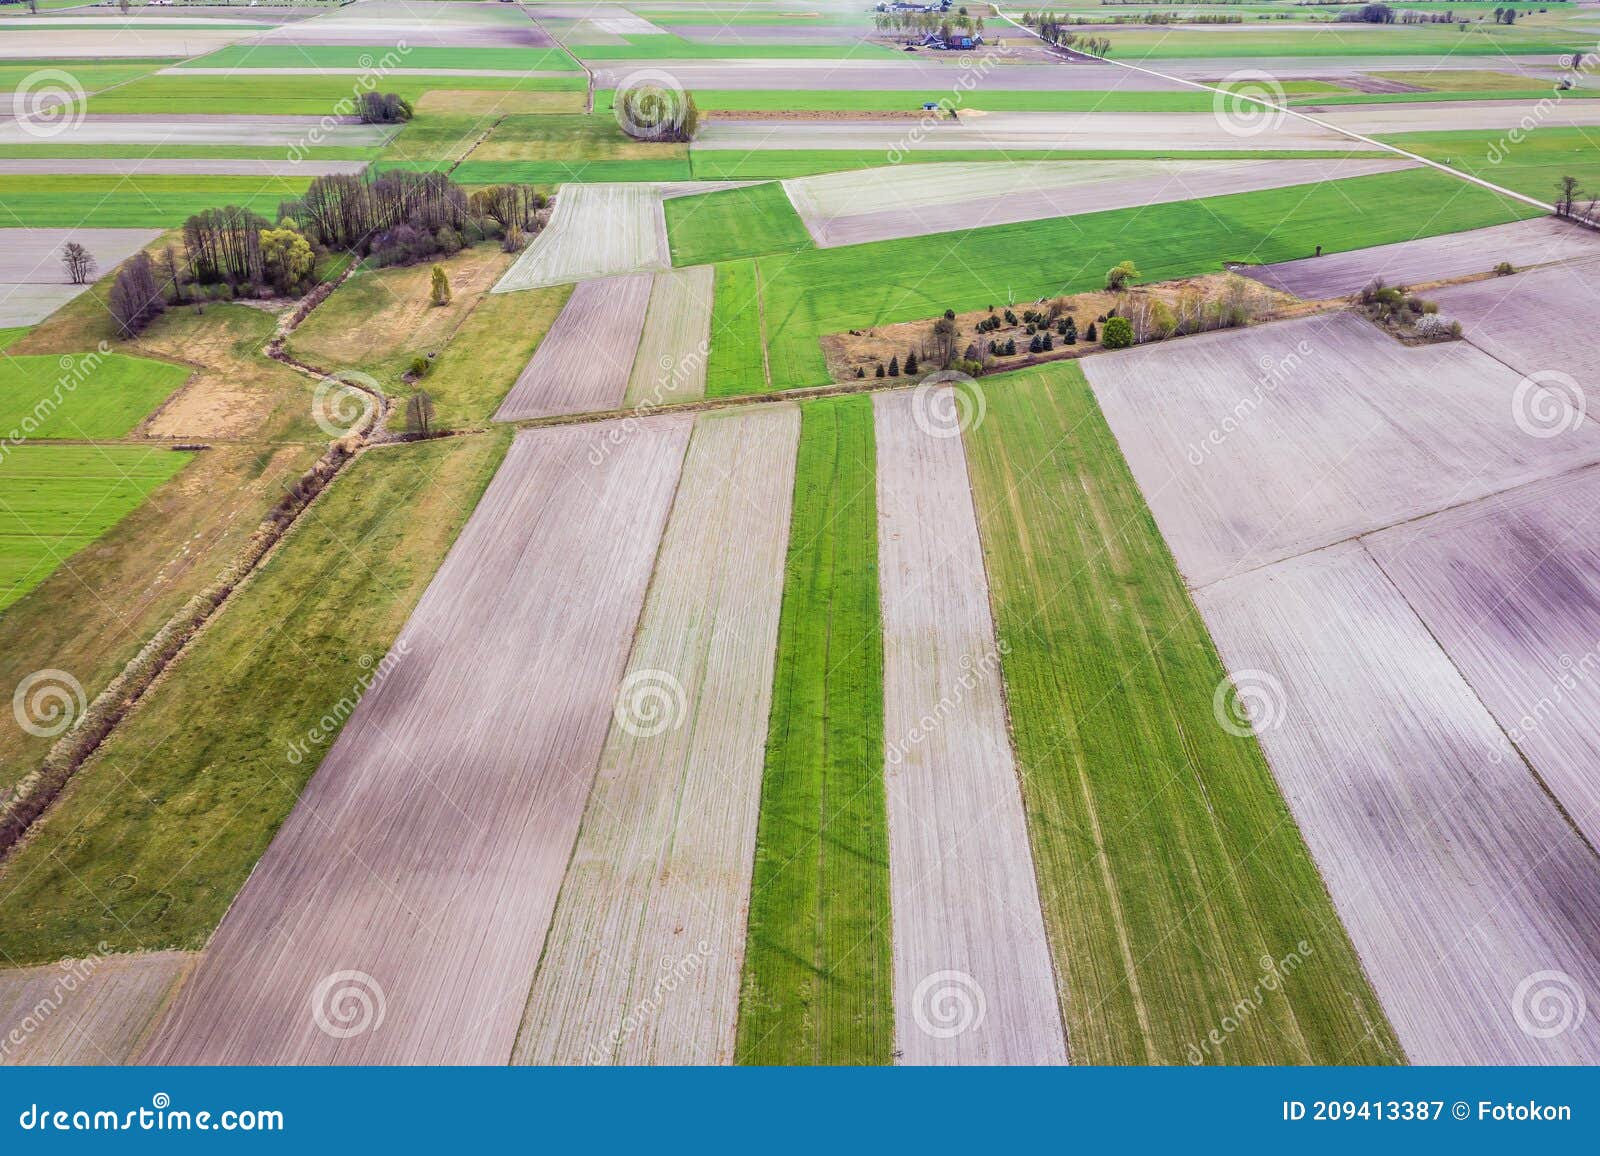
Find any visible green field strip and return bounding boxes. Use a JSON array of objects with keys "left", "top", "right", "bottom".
[
  {"left": 0, "top": 351, "right": 190, "bottom": 439},
  {"left": 574, "top": 36, "right": 902, "bottom": 60},
  {"left": 0, "top": 328, "right": 28, "bottom": 352},
  {"left": 704, "top": 259, "right": 767, "bottom": 398},
  {"left": 1382, "top": 125, "right": 1600, "bottom": 204},
  {"left": 86, "top": 73, "right": 585, "bottom": 116},
  {"left": 960, "top": 363, "right": 1401, "bottom": 1065},
  {"left": 0, "top": 62, "right": 163, "bottom": 92},
  {"left": 721, "top": 166, "right": 1539, "bottom": 391},
  {"left": 0, "top": 432, "right": 508, "bottom": 961},
  {"left": 0, "top": 445, "right": 191, "bottom": 611},
  {"left": 736, "top": 394, "right": 892, "bottom": 1066},
  {"left": 0, "top": 174, "right": 311, "bottom": 227},
  {"left": 687, "top": 89, "right": 1218, "bottom": 113},
  {"left": 687, "top": 147, "right": 1375, "bottom": 181},
  {"left": 666, "top": 182, "right": 812, "bottom": 267},
  {"left": 1294, "top": 89, "right": 1600, "bottom": 106},
  {"left": 1103, "top": 24, "right": 1585, "bottom": 59},
  {"left": 436, "top": 158, "right": 694, "bottom": 184},
  {"left": 179, "top": 44, "right": 584, "bottom": 72}
]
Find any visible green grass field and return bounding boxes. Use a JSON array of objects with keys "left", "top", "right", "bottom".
[
  {"left": 574, "top": 36, "right": 901, "bottom": 60},
  {"left": 962, "top": 363, "right": 1402, "bottom": 1065},
  {"left": 686, "top": 148, "right": 1372, "bottom": 181},
  {"left": 0, "top": 445, "right": 191, "bottom": 611},
  {"left": 87, "top": 73, "right": 584, "bottom": 116},
  {"left": 700, "top": 166, "right": 1538, "bottom": 390},
  {"left": 443, "top": 158, "right": 694, "bottom": 183},
  {"left": 180, "top": 44, "right": 584, "bottom": 72},
  {"left": 705, "top": 259, "right": 767, "bottom": 397},
  {"left": 0, "top": 63, "right": 162, "bottom": 93},
  {"left": 1383, "top": 125, "right": 1600, "bottom": 205},
  {"left": 0, "top": 432, "right": 507, "bottom": 962},
  {"left": 0, "top": 174, "right": 311, "bottom": 227},
  {"left": 0, "top": 328, "right": 27, "bottom": 352},
  {"left": 1105, "top": 22, "right": 1585, "bottom": 58},
  {"left": 670, "top": 89, "right": 1219, "bottom": 113},
  {"left": 666, "top": 181, "right": 813, "bottom": 266},
  {"left": 737, "top": 394, "right": 892, "bottom": 1066},
  {"left": 0, "top": 351, "right": 189, "bottom": 439}
]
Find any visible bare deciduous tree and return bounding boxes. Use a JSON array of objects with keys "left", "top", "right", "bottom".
[
  {"left": 61, "top": 242, "right": 95, "bottom": 285},
  {"left": 406, "top": 390, "right": 436, "bottom": 438}
]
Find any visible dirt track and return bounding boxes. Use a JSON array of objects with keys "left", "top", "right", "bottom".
[
  {"left": 514, "top": 406, "right": 800, "bottom": 1065},
  {"left": 874, "top": 388, "right": 1068, "bottom": 1066},
  {"left": 142, "top": 418, "right": 692, "bottom": 1064}
]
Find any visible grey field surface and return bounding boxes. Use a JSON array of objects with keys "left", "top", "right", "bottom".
[
  {"left": 0, "top": 953, "right": 195, "bottom": 1066},
  {"left": 494, "top": 184, "right": 670, "bottom": 292},
  {"left": 1198, "top": 543, "right": 1600, "bottom": 1064},
  {"left": 1318, "top": 99, "right": 1600, "bottom": 135},
  {"left": 0, "top": 30, "right": 250, "bottom": 57},
  {"left": 0, "top": 158, "right": 368, "bottom": 177},
  {"left": 625, "top": 264, "right": 715, "bottom": 407},
  {"left": 495, "top": 272, "right": 653, "bottom": 421},
  {"left": 693, "top": 111, "right": 1370, "bottom": 152},
  {"left": 1244, "top": 219, "right": 1600, "bottom": 300},
  {"left": 874, "top": 388, "right": 1068, "bottom": 1066},
  {"left": 783, "top": 157, "right": 1412, "bottom": 248},
  {"left": 589, "top": 60, "right": 1190, "bottom": 92},
  {"left": 143, "top": 420, "right": 693, "bottom": 1064},
  {"left": 515, "top": 406, "right": 800, "bottom": 1066},
  {"left": 1367, "top": 467, "right": 1600, "bottom": 851},
  {"left": 1084, "top": 312, "right": 1600, "bottom": 589},
  {"left": 0, "top": 226, "right": 161, "bottom": 327},
  {"left": 1433, "top": 258, "right": 1600, "bottom": 412},
  {"left": 0, "top": 116, "right": 396, "bottom": 148}
]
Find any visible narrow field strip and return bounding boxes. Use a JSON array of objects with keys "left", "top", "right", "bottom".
[
  {"left": 495, "top": 273, "right": 653, "bottom": 421},
  {"left": 736, "top": 395, "right": 893, "bottom": 1066},
  {"left": 494, "top": 183, "right": 670, "bottom": 292},
  {"left": 144, "top": 420, "right": 692, "bottom": 1064},
  {"left": 515, "top": 406, "right": 800, "bottom": 1066},
  {"left": 665, "top": 182, "right": 812, "bottom": 268},
  {"left": 961, "top": 364, "right": 1400, "bottom": 1065},
  {"left": 704, "top": 259, "right": 766, "bottom": 399},
  {"left": 625, "top": 265, "right": 715, "bottom": 408},
  {"left": 1197, "top": 542, "right": 1600, "bottom": 1064},
  {"left": 0, "top": 952, "right": 195, "bottom": 1066},
  {"left": 874, "top": 387, "right": 1066, "bottom": 1066}
]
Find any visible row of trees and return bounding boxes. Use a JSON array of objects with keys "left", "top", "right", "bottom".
[{"left": 1020, "top": 15, "right": 1114, "bottom": 57}]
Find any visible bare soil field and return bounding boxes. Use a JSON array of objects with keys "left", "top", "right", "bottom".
[
  {"left": 1084, "top": 311, "right": 1600, "bottom": 589},
  {"left": 0, "top": 30, "right": 249, "bottom": 57},
  {"left": 496, "top": 272, "right": 653, "bottom": 421},
  {"left": 0, "top": 952, "right": 195, "bottom": 1066},
  {"left": 0, "top": 159, "right": 366, "bottom": 177},
  {"left": 0, "top": 226, "right": 159, "bottom": 327},
  {"left": 1197, "top": 542, "right": 1600, "bottom": 1064},
  {"left": 1317, "top": 100, "right": 1600, "bottom": 134},
  {"left": 1162, "top": 55, "right": 1559, "bottom": 80},
  {"left": 515, "top": 406, "right": 800, "bottom": 1066},
  {"left": 0, "top": 116, "right": 395, "bottom": 148},
  {"left": 589, "top": 60, "right": 1189, "bottom": 92},
  {"left": 1243, "top": 218, "right": 1600, "bottom": 300},
  {"left": 494, "top": 184, "right": 670, "bottom": 292},
  {"left": 1431, "top": 257, "right": 1600, "bottom": 409},
  {"left": 693, "top": 111, "right": 1368, "bottom": 153},
  {"left": 625, "top": 265, "right": 714, "bottom": 407},
  {"left": 873, "top": 388, "right": 1068, "bottom": 1066},
  {"left": 1367, "top": 466, "right": 1600, "bottom": 850},
  {"left": 783, "top": 157, "right": 1412, "bottom": 248},
  {"left": 144, "top": 418, "right": 693, "bottom": 1065}
]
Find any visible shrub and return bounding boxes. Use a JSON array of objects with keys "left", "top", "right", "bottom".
[
  {"left": 1085, "top": 321, "right": 1097, "bottom": 342},
  {"left": 904, "top": 350, "right": 918, "bottom": 375},
  {"left": 1105, "top": 259, "right": 1140, "bottom": 292},
  {"left": 1494, "top": 261, "right": 1516, "bottom": 276},
  {"left": 410, "top": 355, "right": 431, "bottom": 378},
  {"left": 430, "top": 263, "right": 451, "bottom": 307},
  {"left": 1100, "top": 316, "right": 1133, "bottom": 349},
  {"left": 888, "top": 355, "right": 899, "bottom": 377},
  {"left": 875, "top": 363, "right": 885, "bottom": 378}
]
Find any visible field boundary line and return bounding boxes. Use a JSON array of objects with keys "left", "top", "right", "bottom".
[{"left": 993, "top": 10, "right": 1559, "bottom": 215}]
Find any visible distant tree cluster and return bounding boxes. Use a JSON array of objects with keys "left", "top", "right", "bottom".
[
  {"left": 108, "top": 252, "right": 166, "bottom": 339},
  {"left": 616, "top": 85, "right": 699, "bottom": 143},
  {"left": 358, "top": 92, "right": 413, "bottom": 125}
]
